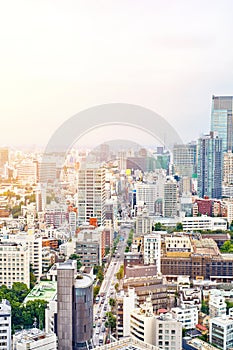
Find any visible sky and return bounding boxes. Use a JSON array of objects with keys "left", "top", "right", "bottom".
[{"left": 1, "top": 0, "right": 233, "bottom": 150}]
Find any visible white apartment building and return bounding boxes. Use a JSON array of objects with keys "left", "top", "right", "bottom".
[
  {"left": 209, "top": 290, "right": 227, "bottom": 318},
  {"left": 143, "top": 234, "right": 161, "bottom": 273},
  {"left": 77, "top": 164, "right": 106, "bottom": 226},
  {"left": 210, "top": 315, "right": 233, "bottom": 350},
  {"left": 13, "top": 328, "right": 57, "bottom": 350},
  {"left": 123, "top": 288, "right": 137, "bottom": 337},
  {"left": 223, "top": 151, "right": 233, "bottom": 185},
  {"left": 154, "top": 313, "right": 182, "bottom": 350},
  {"left": 6, "top": 231, "right": 42, "bottom": 279},
  {"left": 227, "top": 202, "right": 233, "bottom": 224},
  {"left": 0, "top": 299, "right": 11, "bottom": 350},
  {"left": 182, "top": 216, "right": 227, "bottom": 231},
  {"left": 171, "top": 305, "right": 198, "bottom": 330},
  {"left": 0, "top": 242, "right": 30, "bottom": 288},
  {"left": 135, "top": 184, "right": 157, "bottom": 215},
  {"left": 130, "top": 298, "right": 156, "bottom": 345}
]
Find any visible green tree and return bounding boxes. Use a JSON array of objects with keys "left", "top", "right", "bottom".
[
  {"left": 176, "top": 222, "right": 183, "bottom": 231},
  {"left": 69, "top": 254, "right": 82, "bottom": 270},
  {"left": 93, "top": 286, "right": 100, "bottom": 300},
  {"left": 109, "top": 298, "right": 116, "bottom": 307},
  {"left": 154, "top": 222, "right": 162, "bottom": 231},
  {"left": 116, "top": 265, "right": 124, "bottom": 281},
  {"left": 220, "top": 241, "right": 233, "bottom": 253},
  {"left": 115, "top": 283, "right": 119, "bottom": 292},
  {"left": 201, "top": 300, "right": 209, "bottom": 315},
  {"left": 105, "top": 312, "right": 116, "bottom": 330}
]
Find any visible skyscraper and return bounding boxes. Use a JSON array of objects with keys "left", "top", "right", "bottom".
[
  {"left": 57, "top": 260, "right": 93, "bottom": 350},
  {"left": 211, "top": 95, "right": 233, "bottom": 152},
  {"left": 197, "top": 132, "right": 222, "bottom": 199},
  {"left": 77, "top": 163, "right": 106, "bottom": 226}
]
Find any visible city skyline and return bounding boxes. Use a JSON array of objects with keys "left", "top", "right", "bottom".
[{"left": 1, "top": 1, "right": 233, "bottom": 148}]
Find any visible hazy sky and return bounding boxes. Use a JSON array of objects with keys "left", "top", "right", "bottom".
[{"left": 1, "top": 0, "right": 233, "bottom": 149}]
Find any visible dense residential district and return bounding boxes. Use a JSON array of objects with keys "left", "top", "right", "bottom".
[{"left": 1, "top": 96, "right": 233, "bottom": 350}]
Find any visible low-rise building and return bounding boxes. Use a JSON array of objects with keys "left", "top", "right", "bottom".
[
  {"left": 171, "top": 305, "right": 198, "bottom": 330},
  {"left": 13, "top": 328, "right": 57, "bottom": 350},
  {"left": 209, "top": 290, "right": 227, "bottom": 318}
]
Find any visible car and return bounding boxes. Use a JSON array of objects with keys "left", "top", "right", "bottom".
[
  {"left": 96, "top": 328, "right": 100, "bottom": 335},
  {"left": 94, "top": 315, "right": 98, "bottom": 320}
]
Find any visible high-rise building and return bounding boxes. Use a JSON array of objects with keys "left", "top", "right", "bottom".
[
  {"left": 223, "top": 151, "right": 233, "bottom": 185},
  {"left": 211, "top": 95, "right": 233, "bottom": 152},
  {"left": 197, "top": 132, "right": 222, "bottom": 199},
  {"left": 0, "top": 148, "right": 9, "bottom": 174},
  {"left": 135, "top": 183, "right": 157, "bottom": 215},
  {"left": 77, "top": 164, "right": 106, "bottom": 226},
  {"left": 173, "top": 142, "right": 197, "bottom": 177},
  {"left": 0, "top": 299, "right": 11, "bottom": 350},
  {"left": 163, "top": 180, "right": 178, "bottom": 217},
  {"left": 57, "top": 260, "right": 93, "bottom": 350}
]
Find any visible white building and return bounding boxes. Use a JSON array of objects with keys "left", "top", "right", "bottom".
[
  {"left": 209, "top": 290, "right": 227, "bottom": 319},
  {"left": 135, "top": 208, "right": 151, "bottom": 236},
  {"left": 123, "top": 288, "right": 137, "bottom": 337},
  {"left": 6, "top": 231, "right": 42, "bottom": 279},
  {"left": 130, "top": 298, "right": 156, "bottom": 345},
  {"left": 77, "top": 164, "right": 106, "bottom": 226},
  {"left": 135, "top": 184, "right": 157, "bottom": 215},
  {"left": 171, "top": 305, "right": 198, "bottom": 330},
  {"left": 45, "top": 300, "right": 57, "bottom": 334},
  {"left": 154, "top": 313, "right": 182, "bottom": 350},
  {"left": 143, "top": 234, "right": 161, "bottom": 273},
  {"left": 182, "top": 216, "right": 227, "bottom": 231},
  {"left": 0, "top": 242, "right": 30, "bottom": 288},
  {"left": 0, "top": 299, "right": 11, "bottom": 350},
  {"left": 13, "top": 328, "right": 57, "bottom": 350},
  {"left": 209, "top": 315, "right": 233, "bottom": 350}
]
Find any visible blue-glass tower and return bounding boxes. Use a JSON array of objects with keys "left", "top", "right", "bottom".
[
  {"left": 211, "top": 95, "right": 233, "bottom": 152},
  {"left": 197, "top": 132, "right": 222, "bottom": 199}
]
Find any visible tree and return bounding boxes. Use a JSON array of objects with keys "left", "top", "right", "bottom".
[
  {"left": 220, "top": 241, "right": 233, "bottom": 253},
  {"left": 201, "top": 300, "right": 209, "bottom": 315},
  {"left": 105, "top": 312, "right": 116, "bottom": 330},
  {"left": 154, "top": 222, "right": 162, "bottom": 231},
  {"left": 116, "top": 265, "right": 124, "bottom": 281},
  {"left": 115, "top": 283, "right": 119, "bottom": 292},
  {"left": 176, "top": 222, "right": 183, "bottom": 231},
  {"left": 93, "top": 286, "right": 100, "bottom": 300},
  {"left": 109, "top": 298, "right": 116, "bottom": 307},
  {"left": 69, "top": 254, "right": 82, "bottom": 270}
]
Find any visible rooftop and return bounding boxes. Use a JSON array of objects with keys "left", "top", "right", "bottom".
[
  {"left": 95, "top": 337, "right": 160, "bottom": 350},
  {"left": 24, "top": 281, "right": 57, "bottom": 304}
]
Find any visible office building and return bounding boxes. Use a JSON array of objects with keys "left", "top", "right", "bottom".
[
  {"left": 135, "top": 184, "right": 157, "bottom": 215},
  {"left": 223, "top": 151, "right": 233, "bottom": 185},
  {"left": 173, "top": 143, "right": 197, "bottom": 177},
  {"left": 197, "top": 132, "right": 222, "bottom": 199},
  {"left": 0, "top": 242, "right": 30, "bottom": 288},
  {"left": 135, "top": 208, "right": 151, "bottom": 236},
  {"left": 76, "top": 229, "right": 102, "bottom": 267},
  {"left": 0, "top": 299, "right": 11, "bottom": 350},
  {"left": 16, "top": 160, "right": 37, "bottom": 184},
  {"left": 209, "top": 315, "right": 233, "bottom": 350},
  {"left": 77, "top": 164, "right": 106, "bottom": 226},
  {"left": 211, "top": 95, "right": 233, "bottom": 152},
  {"left": 57, "top": 260, "right": 93, "bottom": 350},
  {"left": 163, "top": 180, "right": 178, "bottom": 217}
]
